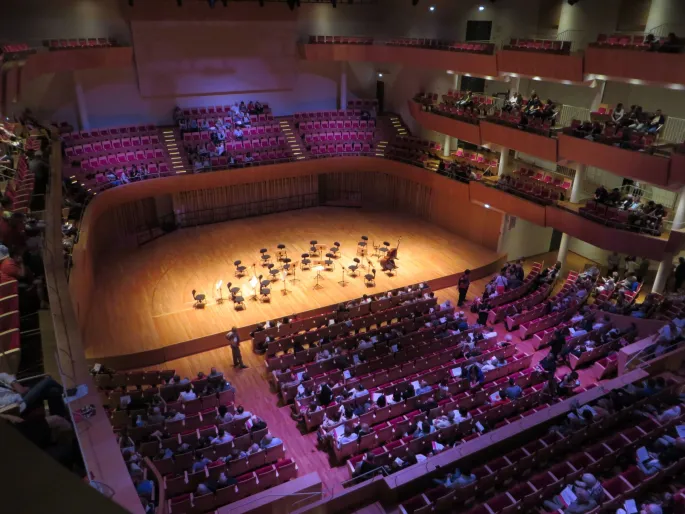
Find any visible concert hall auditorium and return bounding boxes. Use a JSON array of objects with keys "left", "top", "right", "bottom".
[{"left": 5, "top": 0, "right": 685, "bottom": 513}]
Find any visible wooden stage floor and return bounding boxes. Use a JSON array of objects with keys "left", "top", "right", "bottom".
[{"left": 84, "top": 207, "right": 499, "bottom": 360}]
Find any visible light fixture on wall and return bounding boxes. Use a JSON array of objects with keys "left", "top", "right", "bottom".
[
  {"left": 429, "top": 5, "right": 435, "bottom": 11},
  {"left": 479, "top": 5, "right": 485, "bottom": 11},
  {"left": 378, "top": 72, "right": 383, "bottom": 78}
]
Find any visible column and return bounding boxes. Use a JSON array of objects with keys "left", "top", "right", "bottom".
[
  {"left": 671, "top": 186, "right": 685, "bottom": 231},
  {"left": 443, "top": 134, "right": 451, "bottom": 157},
  {"left": 498, "top": 146, "right": 509, "bottom": 176},
  {"left": 453, "top": 74, "right": 462, "bottom": 92},
  {"left": 653, "top": 253, "right": 673, "bottom": 293},
  {"left": 339, "top": 63, "right": 348, "bottom": 111},
  {"left": 590, "top": 80, "right": 606, "bottom": 112},
  {"left": 510, "top": 76, "right": 521, "bottom": 96},
  {"left": 73, "top": 71, "right": 90, "bottom": 131},
  {"left": 570, "top": 162, "right": 586, "bottom": 203},
  {"left": 497, "top": 214, "right": 509, "bottom": 254},
  {"left": 557, "top": 233, "right": 570, "bottom": 269}
]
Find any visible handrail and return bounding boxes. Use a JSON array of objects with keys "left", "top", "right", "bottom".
[{"left": 143, "top": 457, "right": 166, "bottom": 514}]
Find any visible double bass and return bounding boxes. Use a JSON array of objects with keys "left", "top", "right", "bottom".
[{"left": 380, "top": 237, "right": 401, "bottom": 272}]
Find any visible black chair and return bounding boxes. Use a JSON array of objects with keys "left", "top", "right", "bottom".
[
  {"left": 282, "top": 258, "right": 292, "bottom": 275},
  {"left": 234, "top": 295, "right": 245, "bottom": 310},
  {"left": 324, "top": 253, "right": 334, "bottom": 271},
  {"left": 364, "top": 268, "right": 376, "bottom": 287},
  {"left": 260, "top": 248, "right": 271, "bottom": 266},
  {"left": 191, "top": 289, "right": 206, "bottom": 308},
  {"left": 260, "top": 287, "right": 271, "bottom": 302},
  {"left": 357, "top": 235, "right": 368, "bottom": 256},
  {"left": 348, "top": 258, "right": 360, "bottom": 277},
  {"left": 379, "top": 241, "right": 390, "bottom": 260},
  {"left": 277, "top": 243, "right": 287, "bottom": 262},
  {"left": 301, "top": 253, "right": 311, "bottom": 270},
  {"left": 234, "top": 260, "right": 247, "bottom": 277},
  {"left": 309, "top": 240, "right": 319, "bottom": 257},
  {"left": 330, "top": 241, "right": 341, "bottom": 257}
]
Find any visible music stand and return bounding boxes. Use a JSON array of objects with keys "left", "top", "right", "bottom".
[
  {"left": 290, "top": 261, "right": 300, "bottom": 284},
  {"left": 313, "top": 265, "right": 324, "bottom": 290},
  {"left": 281, "top": 270, "right": 290, "bottom": 295},
  {"left": 248, "top": 276, "right": 260, "bottom": 301},
  {"left": 338, "top": 261, "right": 348, "bottom": 287}
]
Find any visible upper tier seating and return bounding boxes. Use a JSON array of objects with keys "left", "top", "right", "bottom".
[
  {"left": 307, "top": 36, "right": 495, "bottom": 54},
  {"left": 0, "top": 43, "right": 34, "bottom": 60},
  {"left": 300, "top": 109, "right": 377, "bottom": 158},
  {"left": 504, "top": 37, "right": 572, "bottom": 54},
  {"left": 496, "top": 167, "right": 570, "bottom": 205},
  {"left": 564, "top": 117, "right": 666, "bottom": 150},
  {"left": 592, "top": 32, "right": 684, "bottom": 53},
  {"left": 44, "top": 38, "right": 117, "bottom": 50}
]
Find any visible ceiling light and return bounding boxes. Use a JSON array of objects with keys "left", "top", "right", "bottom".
[
  {"left": 479, "top": 5, "right": 485, "bottom": 11},
  {"left": 429, "top": 5, "right": 435, "bottom": 11},
  {"left": 484, "top": 204, "right": 490, "bottom": 208},
  {"left": 378, "top": 72, "right": 383, "bottom": 78},
  {"left": 446, "top": 70, "right": 454, "bottom": 75}
]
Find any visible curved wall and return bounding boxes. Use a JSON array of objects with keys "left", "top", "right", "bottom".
[{"left": 69, "top": 157, "right": 504, "bottom": 335}]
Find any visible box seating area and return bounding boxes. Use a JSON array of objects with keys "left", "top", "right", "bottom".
[
  {"left": 496, "top": 170, "right": 569, "bottom": 205},
  {"left": 578, "top": 200, "right": 664, "bottom": 237},
  {"left": 385, "top": 138, "right": 441, "bottom": 170},
  {"left": 564, "top": 118, "right": 663, "bottom": 150},
  {"left": 307, "top": 35, "right": 495, "bottom": 54},
  {"left": 488, "top": 110, "right": 557, "bottom": 137},
  {"left": 504, "top": 37, "right": 572, "bottom": 54},
  {"left": 399, "top": 381, "right": 683, "bottom": 514},
  {"left": 452, "top": 148, "right": 499, "bottom": 172},
  {"left": 592, "top": 33, "right": 685, "bottom": 53},
  {"left": 45, "top": 37, "right": 116, "bottom": 50}
]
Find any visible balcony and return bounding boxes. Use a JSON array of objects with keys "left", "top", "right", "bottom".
[
  {"left": 301, "top": 38, "right": 498, "bottom": 77},
  {"left": 407, "top": 100, "right": 482, "bottom": 145},
  {"left": 470, "top": 181, "right": 546, "bottom": 225},
  {"left": 558, "top": 133, "right": 671, "bottom": 187},
  {"left": 480, "top": 120, "right": 558, "bottom": 162},
  {"left": 496, "top": 50, "right": 584, "bottom": 83},
  {"left": 22, "top": 46, "right": 133, "bottom": 82},
  {"left": 585, "top": 46, "right": 685, "bottom": 86}
]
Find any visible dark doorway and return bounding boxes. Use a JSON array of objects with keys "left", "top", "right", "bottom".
[
  {"left": 549, "top": 229, "right": 563, "bottom": 252},
  {"left": 461, "top": 76, "right": 485, "bottom": 93},
  {"left": 376, "top": 80, "right": 385, "bottom": 114},
  {"left": 465, "top": 20, "right": 492, "bottom": 42}
]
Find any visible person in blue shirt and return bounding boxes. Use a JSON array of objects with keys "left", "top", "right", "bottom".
[
  {"left": 467, "top": 365, "right": 485, "bottom": 388},
  {"left": 503, "top": 377, "right": 522, "bottom": 400},
  {"left": 260, "top": 433, "right": 283, "bottom": 449}
]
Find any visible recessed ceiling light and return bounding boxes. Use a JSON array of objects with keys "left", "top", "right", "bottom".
[
  {"left": 484, "top": 204, "right": 490, "bottom": 208},
  {"left": 378, "top": 72, "right": 383, "bottom": 78},
  {"left": 479, "top": 5, "right": 485, "bottom": 11},
  {"left": 429, "top": 5, "right": 436, "bottom": 11},
  {"left": 446, "top": 70, "right": 454, "bottom": 75}
]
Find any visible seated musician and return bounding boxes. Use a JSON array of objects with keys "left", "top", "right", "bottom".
[{"left": 380, "top": 247, "right": 398, "bottom": 271}]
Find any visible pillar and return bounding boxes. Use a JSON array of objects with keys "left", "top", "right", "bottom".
[
  {"left": 443, "top": 134, "right": 451, "bottom": 157},
  {"left": 453, "top": 74, "right": 462, "bottom": 92},
  {"left": 339, "top": 63, "right": 348, "bottom": 111},
  {"left": 498, "top": 146, "right": 509, "bottom": 176},
  {"left": 671, "top": 186, "right": 685, "bottom": 231},
  {"left": 497, "top": 214, "right": 509, "bottom": 254},
  {"left": 510, "top": 76, "right": 521, "bottom": 96},
  {"left": 590, "top": 79, "right": 606, "bottom": 113},
  {"left": 570, "top": 162, "right": 586, "bottom": 203},
  {"left": 653, "top": 253, "right": 673, "bottom": 293},
  {"left": 74, "top": 71, "right": 90, "bottom": 131},
  {"left": 557, "top": 233, "right": 570, "bottom": 269}
]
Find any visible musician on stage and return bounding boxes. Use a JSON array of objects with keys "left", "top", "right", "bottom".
[{"left": 380, "top": 247, "right": 398, "bottom": 272}]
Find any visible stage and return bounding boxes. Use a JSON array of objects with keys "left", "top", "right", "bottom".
[{"left": 84, "top": 207, "right": 503, "bottom": 367}]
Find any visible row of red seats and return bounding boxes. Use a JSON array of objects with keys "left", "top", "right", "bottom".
[
  {"left": 579, "top": 201, "right": 663, "bottom": 236},
  {"left": 294, "top": 110, "right": 374, "bottom": 121},
  {"left": 197, "top": 137, "right": 286, "bottom": 153},
  {"left": 299, "top": 119, "right": 375, "bottom": 131},
  {"left": 595, "top": 33, "right": 661, "bottom": 48},
  {"left": 181, "top": 104, "right": 271, "bottom": 117},
  {"left": 80, "top": 151, "right": 166, "bottom": 170},
  {"left": 62, "top": 124, "right": 158, "bottom": 142},
  {"left": 453, "top": 148, "right": 499, "bottom": 169},
  {"left": 65, "top": 136, "right": 162, "bottom": 156},
  {"left": 45, "top": 38, "right": 115, "bottom": 50},
  {"left": 512, "top": 166, "right": 572, "bottom": 191},
  {"left": 310, "top": 143, "right": 373, "bottom": 156},
  {"left": 209, "top": 151, "right": 293, "bottom": 167},
  {"left": 506, "top": 38, "right": 571, "bottom": 54},
  {"left": 489, "top": 282, "right": 551, "bottom": 326},
  {"left": 1, "top": 43, "right": 32, "bottom": 54},
  {"left": 497, "top": 177, "right": 563, "bottom": 205},
  {"left": 346, "top": 99, "right": 379, "bottom": 110},
  {"left": 304, "top": 131, "right": 374, "bottom": 143},
  {"left": 486, "top": 264, "right": 542, "bottom": 314},
  {"left": 183, "top": 125, "right": 282, "bottom": 143}
]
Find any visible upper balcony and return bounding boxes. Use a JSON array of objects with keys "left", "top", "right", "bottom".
[
  {"left": 585, "top": 33, "right": 685, "bottom": 86},
  {"left": 497, "top": 38, "right": 585, "bottom": 83},
  {"left": 408, "top": 98, "right": 482, "bottom": 146},
  {"left": 302, "top": 36, "right": 498, "bottom": 77}
]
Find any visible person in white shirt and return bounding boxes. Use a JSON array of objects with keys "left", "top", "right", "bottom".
[
  {"left": 178, "top": 384, "right": 197, "bottom": 402},
  {"left": 260, "top": 433, "right": 283, "bottom": 449},
  {"left": 211, "top": 428, "right": 234, "bottom": 445},
  {"left": 494, "top": 271, "right": 508, "bottom": 294},
  {"left": 451, "top": 406, "right": 472, "bottom": 424},
  {"left": 358, "top": 339, "right": 373, "bottom": 350},
  {"left": 337, "top": 425, "right": 358, "bottom": 449},
  {"left": 610, "top": 103, "right": 625, "bottom": 124},
  {"left": 233, "top": 127, "right": 243, "bottom": 140},
  {"left": 166, "top": 410, "right": 185, "bottom": 422}
]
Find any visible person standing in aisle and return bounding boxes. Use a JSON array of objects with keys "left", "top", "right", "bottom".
[
  {"left": 457, "top": 269, "right": 471, "bottom": 307},
  {"left": 226, "top": 326, "right": 247, "bottom": 369}
]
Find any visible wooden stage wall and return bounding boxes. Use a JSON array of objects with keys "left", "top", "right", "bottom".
[{"left": 69, "top": 158, "right": 504, "bottom": 360}]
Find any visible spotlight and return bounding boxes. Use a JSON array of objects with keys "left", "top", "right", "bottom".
[
  {"left": 378, "top": 72, "right": 383, "bottom": 78},
  {"left": 429, "top": 5, "right": 435, "bottom": 11},
  {"left": 479, "top": 5, "right": 485, "bottom": 11}
]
